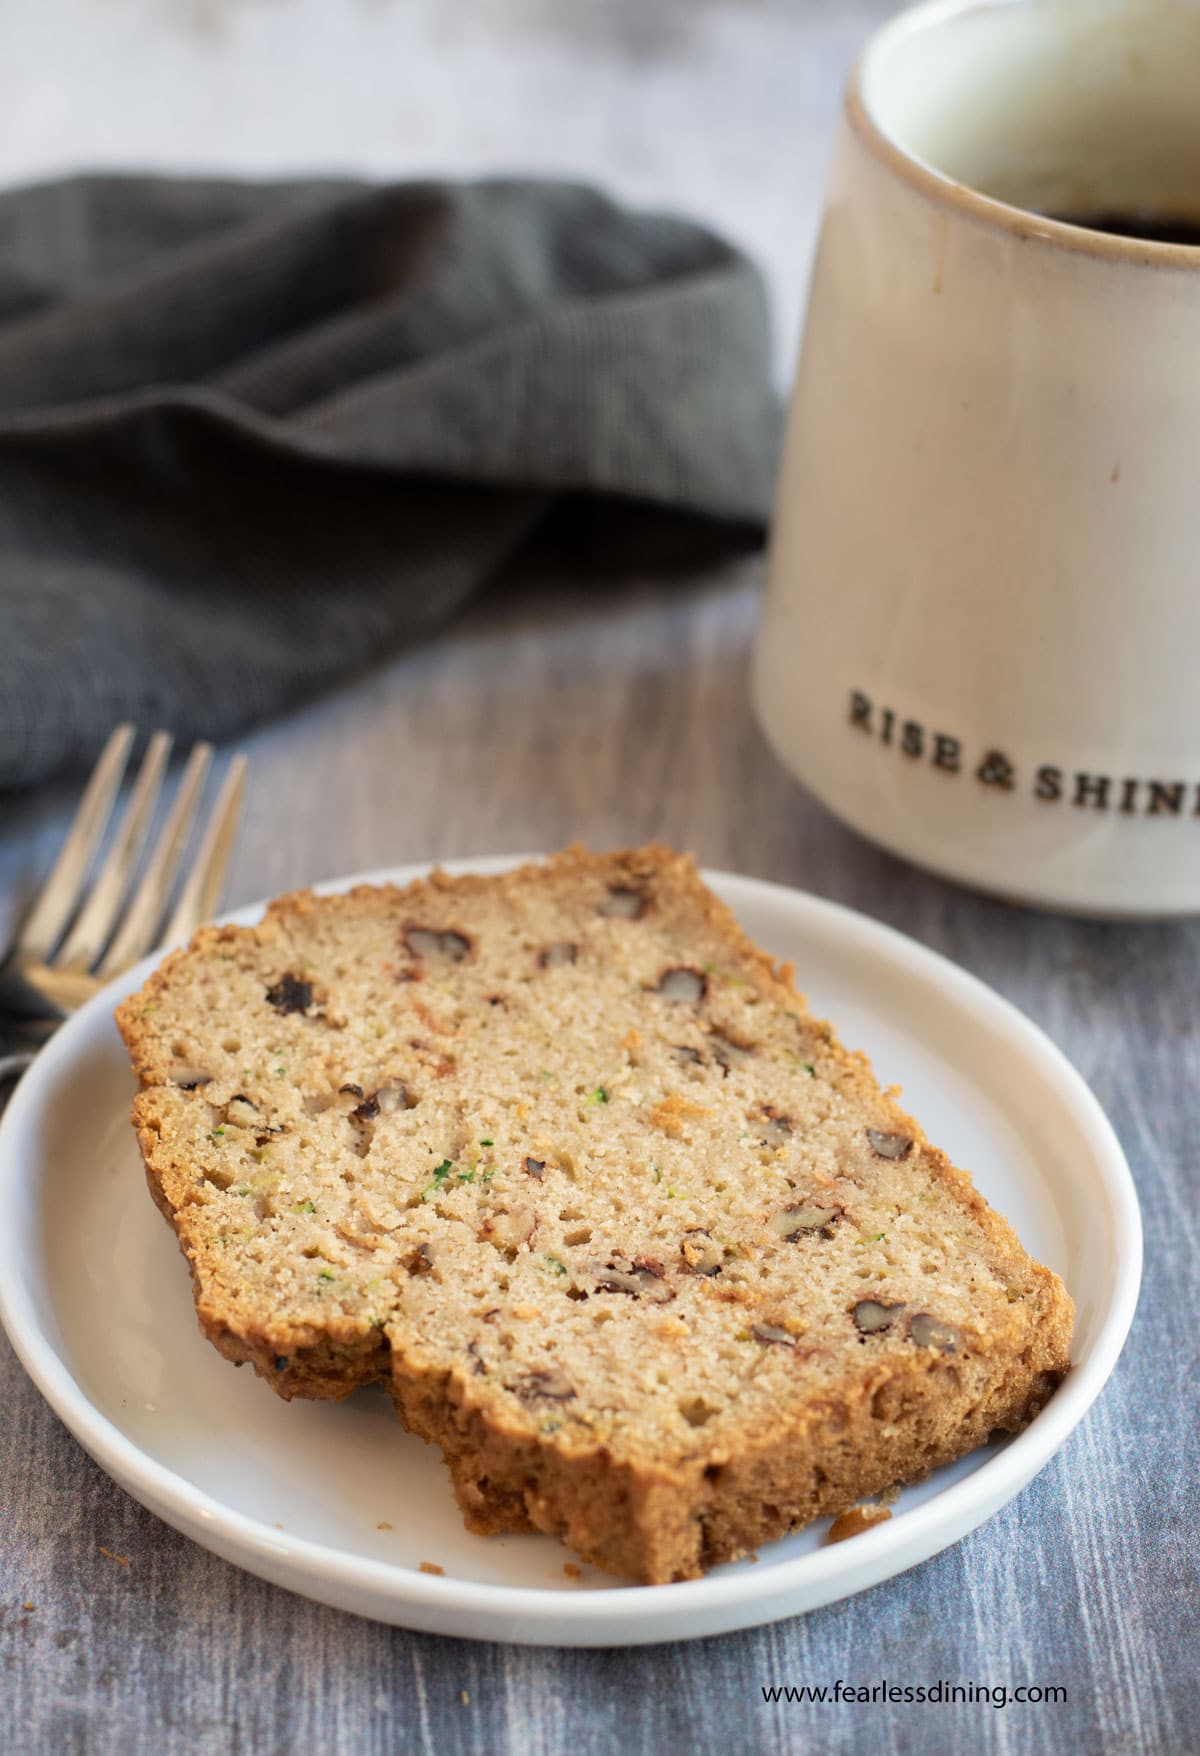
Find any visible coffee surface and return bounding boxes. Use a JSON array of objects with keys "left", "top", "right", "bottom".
[{"left": 1049, "top": 209, "right": 1200, "bottom": 246}]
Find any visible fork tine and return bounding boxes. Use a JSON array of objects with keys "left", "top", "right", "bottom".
[
  {"left": 97, "top": 741, "right": 212, "bottom": 978},
  {"left": 17, "top": 724, "right": 135, "bottom": 960},
  {"left": 56, "top": 731, "right": 173, "bottom": 972},
  {"left": 159, "top": 754, "right": 248, "bottom": 952}
]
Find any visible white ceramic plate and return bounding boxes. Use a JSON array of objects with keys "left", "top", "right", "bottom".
[{"left": 0, "top": 861, "right": 1140, "bottom": 1646}]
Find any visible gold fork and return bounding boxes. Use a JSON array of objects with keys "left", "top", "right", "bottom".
[{"left": 0, "top": 725, "right": 247, "bottom": 1081}]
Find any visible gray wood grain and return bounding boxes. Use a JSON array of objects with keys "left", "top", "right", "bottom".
[{"left": 2, "top": 560, "right": 1196, "bottom": 1756}]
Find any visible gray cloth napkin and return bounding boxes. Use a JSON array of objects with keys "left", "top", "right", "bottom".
[{"left": 0, "top": 174, "right": 780, "bottom": 791}]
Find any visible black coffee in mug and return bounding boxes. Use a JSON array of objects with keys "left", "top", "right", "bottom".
[{"left": 1048, "top": 210, "right": 1200, "bottom": 246}]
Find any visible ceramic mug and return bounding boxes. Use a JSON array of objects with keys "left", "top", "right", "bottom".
[{"left": 755, "top": 0, "right": 1200, "bottom": 916}]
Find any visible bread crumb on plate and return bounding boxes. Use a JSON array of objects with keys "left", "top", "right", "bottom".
[{"left": 827, "top": 1504, "right": 893, "bottom": 1544}]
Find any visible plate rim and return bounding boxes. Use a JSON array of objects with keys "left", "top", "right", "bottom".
[{"left": 0, "top": 857, "right": 1143, "bottom": 1642}]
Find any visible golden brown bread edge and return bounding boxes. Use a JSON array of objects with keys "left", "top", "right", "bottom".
[{"left": 117, "top": 843, "right": 1074, "bottom": 1584}]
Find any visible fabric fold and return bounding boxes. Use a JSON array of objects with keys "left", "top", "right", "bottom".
[{"left": 0, "top": 174, "right": 780, "bottom": 790}]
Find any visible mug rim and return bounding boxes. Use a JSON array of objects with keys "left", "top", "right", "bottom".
[{"left": 848, "top": 0, "right": 1200, "bottom": 267}]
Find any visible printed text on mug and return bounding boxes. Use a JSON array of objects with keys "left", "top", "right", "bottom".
[{"left": 849, "top": 690, "right": 1200, "bottom": 817}]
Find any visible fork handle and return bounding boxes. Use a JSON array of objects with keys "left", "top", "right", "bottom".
[
  {"left": 0, "top": 1018, "right": 58, "bottom": 1098},
  {"left": 0, "top": 1048, "right": 34, "bottom": 1086},
  {"left": 0, "top": 955, "right": 71, "bottom": 1021}
]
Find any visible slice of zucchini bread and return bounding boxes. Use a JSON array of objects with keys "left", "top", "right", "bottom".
[{"left": 116, "top": 844, "right": 1072, "bottom": 1584}]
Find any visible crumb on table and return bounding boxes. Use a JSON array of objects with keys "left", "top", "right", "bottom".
[
  {"left": 827, "top": 1504, "right": 893, "bottom": 1544},
  {"left": 377, "top": 1521, "right": 393, "bottom": 1531},
  {"left": 459, "top": 1690, "right": 470, "bottom": 1706},
  {"left": 419, "top": 1560, "right": 445, "bottom": 1576},
  {"left": 563, "top": 1562, "right": 582, "bottom": 1580},
  {"left": 21, "top": 1602, "right": 33, "bottom": 1612},
  {"left": 98, "top": 1547, "right": 130, "bottom": 1567}
]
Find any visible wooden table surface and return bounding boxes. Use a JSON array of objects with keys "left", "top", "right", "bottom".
[
  {"left": 1, "top": 3, "right": 1195, "bottom": 1753},
  {"left": 2, "top": 563, "right": 1194, "bottom": 1755}
]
